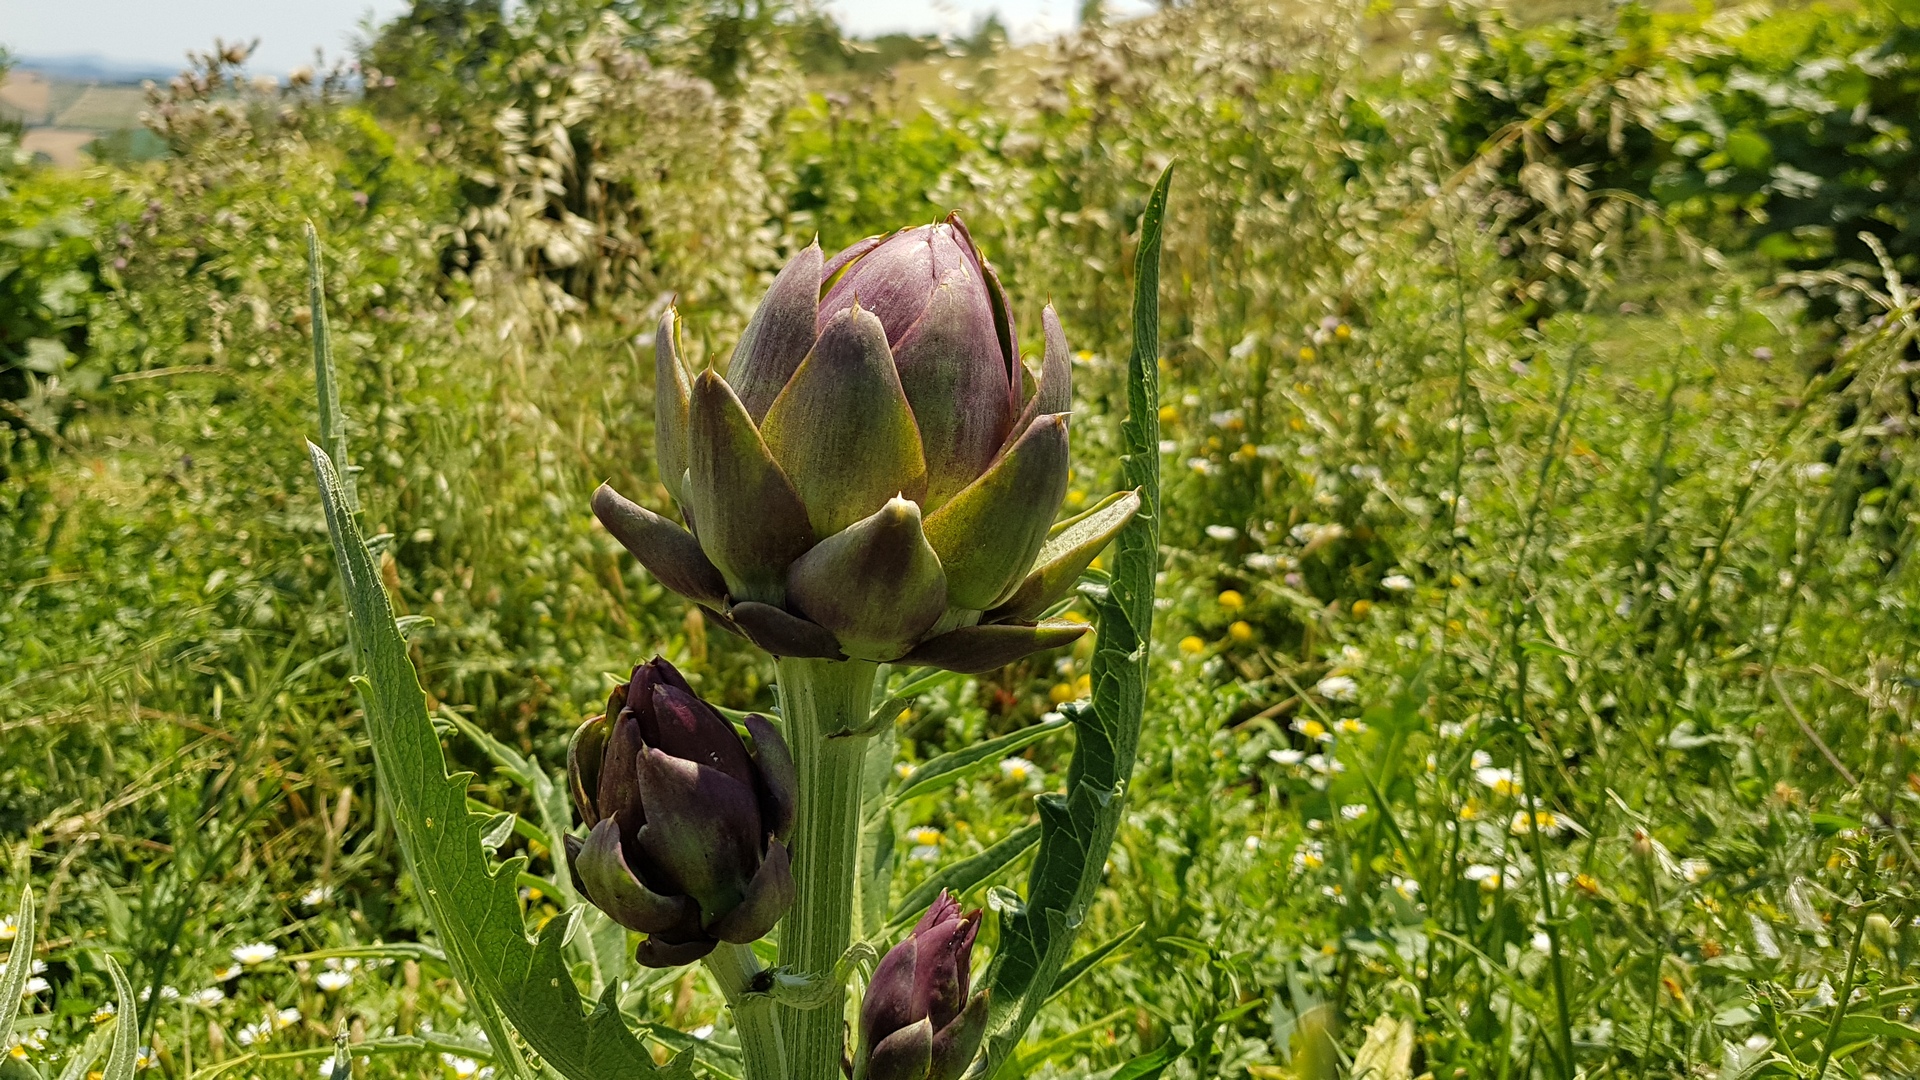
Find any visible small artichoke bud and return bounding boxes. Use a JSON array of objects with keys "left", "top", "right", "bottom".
[
  {"left": 565, "top": 657, "right": 797, "bottom": 967},
  {"left": 854, "top": 891, "right": 989, "bottom": 1080},
  {"left": 597, "top": 215, "right": 1136, "bottom": 672}
]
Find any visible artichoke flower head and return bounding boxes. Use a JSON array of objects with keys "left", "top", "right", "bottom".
[
  {"left": 565, "top": 657, "right": 797, "bottom": 967},
  {"left": 595, "top": 215, "right": 1140, "bottom": 671}
]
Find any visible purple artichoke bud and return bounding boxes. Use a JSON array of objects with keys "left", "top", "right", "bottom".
[
  {"left": 818, "top": 217, "right": 1016, "bottom": 509},
  {"left": 854, "top": 891, "right": 989, "bottom": 1080},
  {"left": 596, "top": 215, "right": 1137, "bottom": 673},
  {"left": 566, "top": 657, "right": 797, "bottom": 967}
]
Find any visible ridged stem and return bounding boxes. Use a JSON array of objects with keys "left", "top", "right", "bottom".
[
  {"left": 774, "top": 656, "right": 878, "bottom": 1080},
  {"left": 705, "top": 943, "right": 786, "bottom": 1080}
]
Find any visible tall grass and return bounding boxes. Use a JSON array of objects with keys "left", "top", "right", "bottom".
[{"left": 1, "top": 1, "right": 1915, "bottom": 1077}]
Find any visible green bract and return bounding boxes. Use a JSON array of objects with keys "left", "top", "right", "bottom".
[{"left": 595, "top": 215, "right": 1139, "bottom": 670}]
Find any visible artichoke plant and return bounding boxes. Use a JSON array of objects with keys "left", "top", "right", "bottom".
[
  {"left": 592, "top": 214, "right": 1140, "bottom": 672},
  {"left": 853, "top": 891, "right": 988, "bottom": 1080},
  {"left": 565, "top": 657, "right": 796, "bottom": 967}
]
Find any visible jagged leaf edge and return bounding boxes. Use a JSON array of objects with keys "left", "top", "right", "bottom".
[
  {"left": 975, "top": 164, "right": 1170, "bottom": 1078},
  {"left": 310, "top": 443, "right": 687, "bottom": 1080}
]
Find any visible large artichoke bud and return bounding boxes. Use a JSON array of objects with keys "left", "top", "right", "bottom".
[
  {"left": 564, "top": 657, "right": 797, "bottom": 967},
  {"left": 853, "top": 891, "right": 989, "bottom": 1080},
  {"left": 592, "top": 214, "right": 1141, "bottom": 672}
]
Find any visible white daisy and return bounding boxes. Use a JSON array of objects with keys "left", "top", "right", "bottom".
[
  {"left": 187, "top": 987, "right": 225, "bottom": 1008},
  {"left": 1315, "top": 676, "right": 1359, "bottom": 703},
  {"left": 230, "top": 943, "right": 278, "bottom": 967},
  {"left": 1474, "top": 767, "right": 1521, "bottom": 796},
  {"left": 1510, "top": 810, "right": 1572, "bottom": 837},
  {"left": 235, "top": 1021, "right": 270, "bottom": 1047},
  {"left": 316, "top": 970, "right": 352, "bottom": 993},
  {"left": 997, "top": 757, "right": 1037, "bottom": 784},
  {"left": 1381, "top": 574, "right": 1414, "bottom": 592}
]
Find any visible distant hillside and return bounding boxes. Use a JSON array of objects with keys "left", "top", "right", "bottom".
[
  {"left": 1, "top": 60, "right": 161, "bottom": 167},
  {"left": 10, "top": 53, "right": 177, "bottom": 84}
]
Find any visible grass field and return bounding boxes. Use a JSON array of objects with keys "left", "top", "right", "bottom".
[
  {"left": 2, "top": 1, "right": 1919, "bottom": 1078},
  {"left": 1, "top": 68, "right": 152, "bottom": 165}
]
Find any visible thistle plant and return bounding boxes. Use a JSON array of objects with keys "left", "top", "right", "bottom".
[
  {"left": 307, "top": 170, "right": 1168, "bottom": 1080},
  {"left": 584, "top": 213, "right": 1148, "bottom": 1078}
]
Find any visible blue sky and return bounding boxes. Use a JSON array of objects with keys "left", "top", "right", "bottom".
[{"left": 0, "top": 0, "right": 1089, "bottom": 76}]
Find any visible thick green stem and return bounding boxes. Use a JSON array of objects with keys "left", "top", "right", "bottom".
[
  {"left": 706, "top": 943, "right": 786, "bottom": 1080},
  {"left": 775, "top": 657, "right": 879, "bottom": 1080}
]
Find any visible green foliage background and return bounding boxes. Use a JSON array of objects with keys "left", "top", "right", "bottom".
[{"left": 3, "top": 1, "right": 1920, "bottom": 1077}]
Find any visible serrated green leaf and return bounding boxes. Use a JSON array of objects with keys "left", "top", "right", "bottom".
[
  {"left": 310, "top": 443, "right": 685, "bottom": 1080},
  {"left": 0, "top": 887, "right": 34, "bottom": 1051},
  {"left": 977, "top": 166, "right": 1170, "bottom": 1079},
  {"left": 886, "top": 824, "right": 1042, "bottom": 934},
  {"left": 441, "top": 707, "right": 630, "bottom": 997},
  {"left": 892, "top": 717, "right": 1070, "bottom": 803},
  {"left": 442, "top": 710, "right": 572, "bottom": 873}
]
